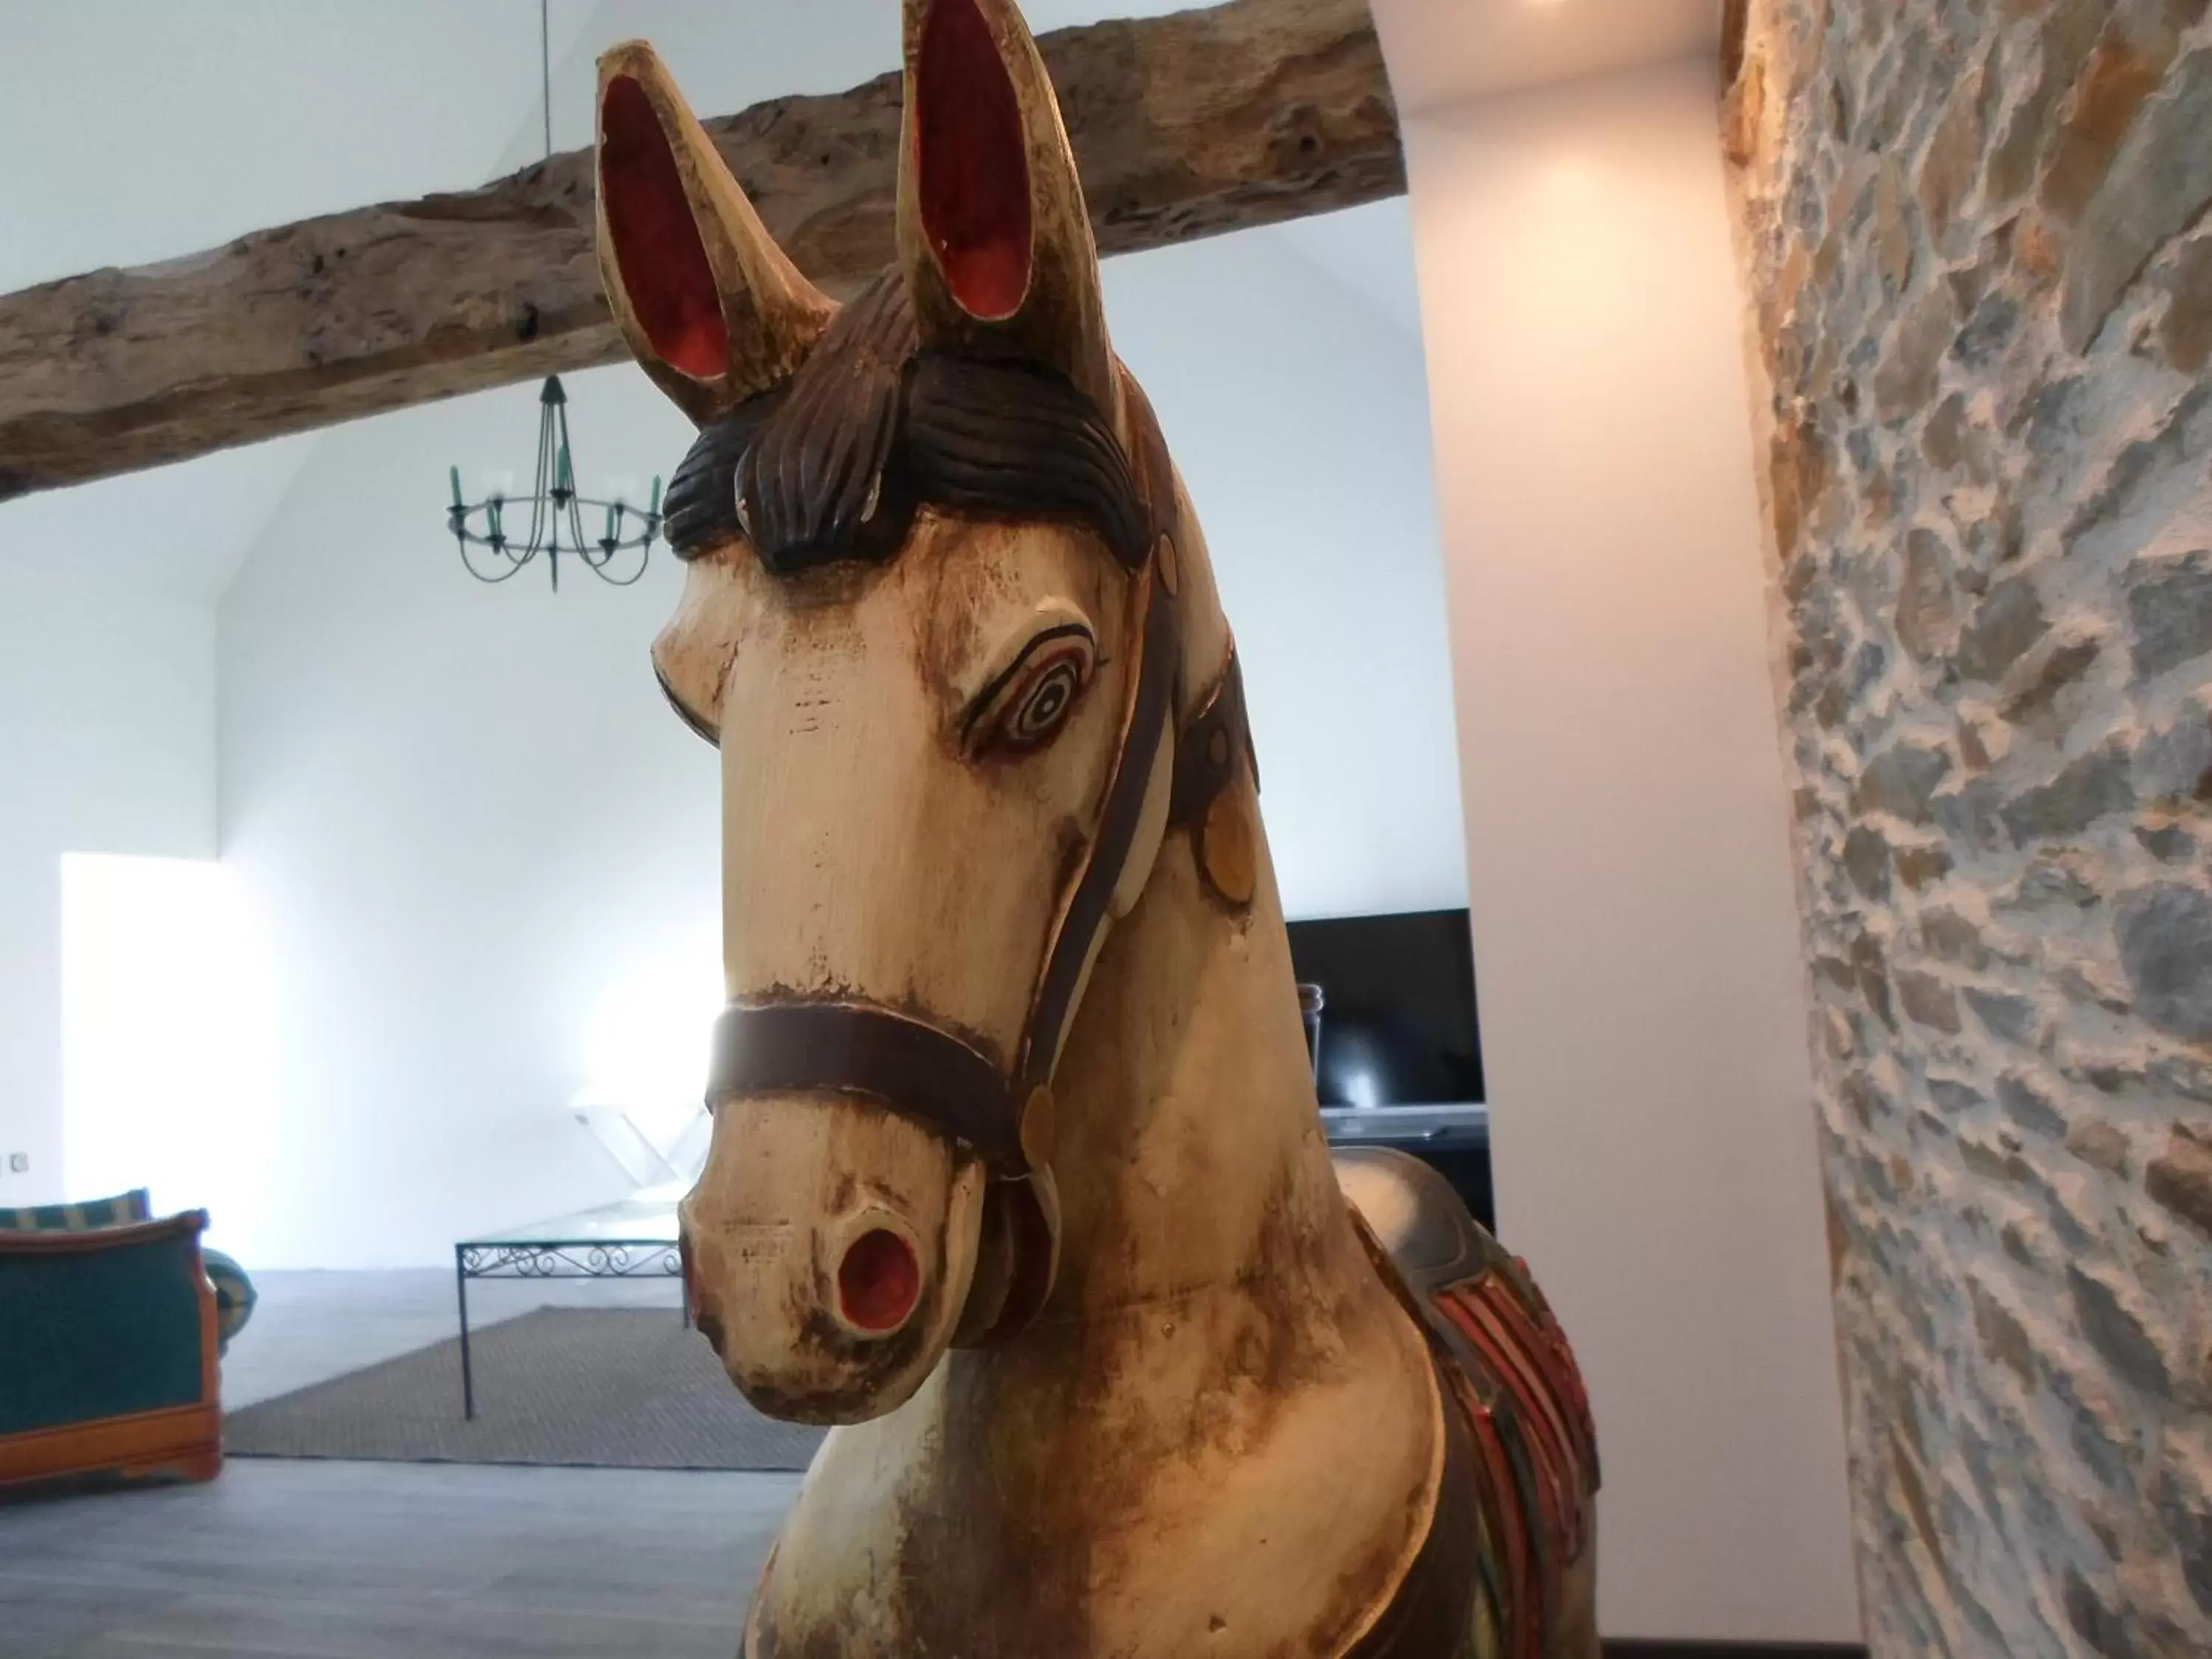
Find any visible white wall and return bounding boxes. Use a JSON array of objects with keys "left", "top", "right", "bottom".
[
  {"left": 216, "top": 369, "right": 716, "bottom": 1270},
  {"left": 1106, "top": 223, "right": 1467, "bottom": 921},
  {"left": 1399, "top": 60, "right": 1860, "bottom": 1642},
  {"left": 0, "top": 566, "right": 215, "bottom": 1204},
  {"left": 61, "top": 853, "right": 273, "bottom": 1246},
  {"left": 213, "top": 216, "right": 1459, "bottom": 1268}
]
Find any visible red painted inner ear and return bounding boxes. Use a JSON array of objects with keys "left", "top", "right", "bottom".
[
  {"left": 599, "top": 74, "right": 728, "bottom": 380},
  {"left": 916, "top": 0, "right": 1033, "bottom": 321},
  {"left": 838, "top": 1228, "right": 922, "bottom": 1333}
]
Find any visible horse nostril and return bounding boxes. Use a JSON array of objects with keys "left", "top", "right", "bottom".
[{"left": 838, "top": 1228, "right": 921, "bottom": 1333}]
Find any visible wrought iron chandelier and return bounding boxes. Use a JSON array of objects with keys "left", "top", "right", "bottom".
[
  {"left": 446, "top": 378, "right": 662, "bottom": 591},
  {"left": 442, "top": 0, "right": 663, "bottom": 592}
]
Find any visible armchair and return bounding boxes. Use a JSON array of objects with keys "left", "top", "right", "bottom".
[{"left": 0, "top": 1206, "right": 223, "bottom": 1492}]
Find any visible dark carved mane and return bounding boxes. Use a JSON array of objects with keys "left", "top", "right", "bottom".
[{"left": 664, "top": 270, "right": 1149, "bottom": 577}]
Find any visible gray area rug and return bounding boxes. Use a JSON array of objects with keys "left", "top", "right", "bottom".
[{"left": 225, "top": 1307, "right": 825, "bottom": 1472}]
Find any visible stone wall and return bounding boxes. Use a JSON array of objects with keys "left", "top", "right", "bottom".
[{"left": 1728, "top": 1, "right": 2212, "bottom": 1653}]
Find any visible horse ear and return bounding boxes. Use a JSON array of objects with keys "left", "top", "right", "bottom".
[
  {"left": 897, "top": 0, "right": 1119, "bottom": 424},
  {"left": 597, "top": 41, "right": 835, "bottom": 425}
]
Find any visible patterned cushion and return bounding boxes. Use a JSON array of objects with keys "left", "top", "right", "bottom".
[
  {"left": 201, "top": 1248, "right": 257, "bottom": 1352},
  {"left": 0, "top": 1189, "right": 153, "bottom": 1234}
]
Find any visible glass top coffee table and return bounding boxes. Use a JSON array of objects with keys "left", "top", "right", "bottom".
[{"left": 453, "top": 1184, "right": 687, "bottom": 1419}]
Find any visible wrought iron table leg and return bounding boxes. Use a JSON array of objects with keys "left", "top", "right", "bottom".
[{"left": 455, "top": 1246, "right": 476, "bottom": 1421}]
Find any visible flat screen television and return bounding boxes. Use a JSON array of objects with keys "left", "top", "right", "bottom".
[{"left": 1285, "top": 908, "right": 1485, "bottom": 1109}]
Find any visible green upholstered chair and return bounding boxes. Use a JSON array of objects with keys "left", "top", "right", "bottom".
[
  {"left": 0, "top": 1190, "right": 256, "bottom": 1352},
  {"left": 0, "top": 1196, "right": 224, "bottom": 1492}
]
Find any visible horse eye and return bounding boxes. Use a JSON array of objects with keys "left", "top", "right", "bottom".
[
  {"left": 966, "top": 630, "right": 1096, "bottom": 757},
  {"left": 999, "top": 654, "right": 1084, "bottom": 747}
]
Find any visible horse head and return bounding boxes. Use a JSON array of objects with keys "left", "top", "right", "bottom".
[{"left": 597, "top": 0, "right": 1248, "bottom": 1425}]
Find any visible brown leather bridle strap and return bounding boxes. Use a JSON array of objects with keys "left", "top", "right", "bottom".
[
  {"left": 1015, "top": 372, "right": 1182, "bottom": 1091},
  {"left": 704, "top": 1001, "right": 1020, "bottom": 1168},
  {"left": 1018, "top": 567, "right": 1178, "bottom": 1088}
]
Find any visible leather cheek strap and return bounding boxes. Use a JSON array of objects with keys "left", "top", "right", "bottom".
[
  {"left": 1014, "top": 565, "right": 1178, "bottom": 1090},
  {"left": 973, "top": 375, "right": 1181, "bottom": 1346},
  {"left": 1014, "top": 370, "right": 1184, "bottom": 1093}
]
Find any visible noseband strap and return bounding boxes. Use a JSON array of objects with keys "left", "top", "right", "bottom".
[{"left": 703, "top": 1002, "right": 1021, "bottom": 1168}]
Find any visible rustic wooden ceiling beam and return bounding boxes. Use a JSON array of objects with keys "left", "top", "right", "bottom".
[{"left": 0, "top": 0, "right": 1399, "bottom": 502}]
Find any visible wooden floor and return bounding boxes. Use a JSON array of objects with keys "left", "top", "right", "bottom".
[
  {"left": 0, "top": 1461, "right": 1865, "bottom": 1658},
  {"left": 3, "top": 1273, "right": 1862, "bottom": 1657},
  {"left": 0, "top": 1458, "right": 795, "bottom": 1658},
  {"left": 3, "top": 1267, "right": 792, "bottom": 1657}
]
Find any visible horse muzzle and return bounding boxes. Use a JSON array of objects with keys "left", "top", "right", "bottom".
[{"left": 679, "top": 1085, "right": 990, "bottom": 1425}]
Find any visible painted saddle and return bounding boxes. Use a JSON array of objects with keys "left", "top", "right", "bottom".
[{"left": 1336, "top": 1149, "right": 1601, "bottom": 1658}]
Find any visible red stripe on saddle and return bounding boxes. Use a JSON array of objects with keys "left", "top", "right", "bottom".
[
  {"left": 1442, "top": 1293, "right": 1570, "bottom": 1632},
  {"left": 1509, "top": 1256, "right": 1601, "bottom": 1484},
  {"left": 1432, "top": 1265, "right": 1598, "bottom": 1658},
  {"left": 1460, "top": 1394, "right": 1540, "bottom": 1659},
  {"left": 1455, "top": 1284, "right": 1590, "bottom": 1561}
]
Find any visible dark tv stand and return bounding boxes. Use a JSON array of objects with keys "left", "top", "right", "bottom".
[{"left": 1323, "top": 1104, "right": 1495, "bottom": 1234}]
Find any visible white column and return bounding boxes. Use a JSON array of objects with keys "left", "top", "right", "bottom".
[{"left": 1398, "top": 58, "right": 1861, "bottom": 1642}]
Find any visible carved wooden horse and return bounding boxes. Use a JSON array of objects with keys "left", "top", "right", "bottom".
[{"left": 594, "top": 3, "right": 1599, "bottom": 1652}]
